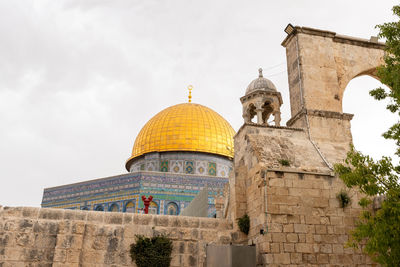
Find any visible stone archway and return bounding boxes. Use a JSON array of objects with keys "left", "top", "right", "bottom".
[{"left": 282, "top": 26, "right": 386, "bottom": 164}]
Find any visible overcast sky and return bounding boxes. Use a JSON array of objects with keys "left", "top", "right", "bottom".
[{"left": 1, "top": 0, "right": 398, "bottom": 207}]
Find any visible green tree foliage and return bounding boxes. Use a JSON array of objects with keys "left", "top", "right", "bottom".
[
  {"left": 130, "top": 235, "right": 173, "bottom": 267},
  {"left": 334, "top": 5, "right": 400, "bottom": 266}
]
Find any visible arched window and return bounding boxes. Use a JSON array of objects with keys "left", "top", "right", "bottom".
[
  {"left": 125, "top": 201, "right": 135, "bottom": 213},
  {"left": 148, "top": 201, "right": 158, "bottom": 214},
  {"left": 166, "top": 202, "right": 178, "bottom": 215},
  {"left": 95, "top": 205, "right": 104, "bottom": 211},
  {"left": 109, "top": 203, "right": 119, "bottom": 212}
]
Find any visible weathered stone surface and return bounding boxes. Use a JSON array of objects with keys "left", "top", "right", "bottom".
[{"left": 0, "top": 206, "right": 235, "bottom": 266}]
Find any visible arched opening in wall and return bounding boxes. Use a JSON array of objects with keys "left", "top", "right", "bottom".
[
  {"left": 261, "top": 101, "right": 273, "bottom": 124},
  {"left": 124, "top": 201, "right": 135, "bottom": 213},
  {"left": 109, "top": 203, "right": 119, "bottom": 212},
  {"left": 81, "top": 207, "right": 89, "bottom": 211},
  {"left": 248, "top": 103, "right": 257, "bottom": 123},
  {"left": 343, "top": 75, "right": 398, "bottom": 161},
  {"left": 148, "top": 201, "right": 158, "bottom": 214},
  {"left": 166, "top": 202, "right": 178, "bottom": 215},
  {"left": 95, "top": 205, "right": 104, "bottom": 211}
]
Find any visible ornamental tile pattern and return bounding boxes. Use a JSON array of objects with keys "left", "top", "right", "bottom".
[
  {"left": 185, "top": 161, "right": 194, "bottom": 174},
  {"left": 208, "top": 162, "right": 217, "bottom": 176},
  {"left": 160, "top": 160, "right": 169, "bottom": 172},
  {"left": 41, "top": 171, "right": 227, "bottom": 217}
]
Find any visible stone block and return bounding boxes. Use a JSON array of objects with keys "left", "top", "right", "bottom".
[
  {"left": 269, "top": 178, "right": 285, "bottom": 187},
  {"left": 284, "top": 243, "right": 295, "bottom": 252},
  {"left": 274, "top": 253, "right": 291, "bottom": 264},
  {"left": 294, "top": 224, "right": 307, "bottom": 233},
  {"left": 133, "top": 214, "right": 149, "bottom": 225},
  {"left": 17, "top": 219, "right": 34, "bottom": 233},
  {"left": 38, "top": 209, "right": 64, "bottom": 220},
  {"left": 298, "top": 233, "right": 306, "bottom": 242},
  {"left": 334, "top": 226, "right": 346, "bottom": 234},
  {"left": 271, "top": 214, "right": 287, "bottom": 224},
  {"left": 295, "top": 243, "right": 313, "bottom": 253},
  {"left": 270, "top": 195, "right": 299, "bottom": 205},
  {"left": 22, "top": 207, "right": 40, "bottom": 218},
  {"left": 317, "top": 253, "right": 329, "bottom": 263},
  {"left": 181, "top": 217, "right": 200, "bottom": 228},
  {"left": 333, "top": 243, "right": 344, "bottom": 254},
  {"left": 199, "top": 218, "right": 218, "bottom": 229},
  {"left": 286, "top": 233, "right": 298, "bottom": 243},
  {"left": 287, "top": 214, "right": 300, "bottom": 223},
  {"left": 53, "top": 249, "right": 67, "bottom": 263},
  {"left": 321, "top": 234, "right": 337, "bottom": 243},
  {"left": 33, "top": 221, "right": 59, "bottom": 235},
  {"left": 86, "top": 211, "right": 105, "bottom": 223},
  {"left": 153, "top": 215, "right": 170, "bottom": 227},
  {"left": 312, "top": 197, "right": 329, "bottom": 207},
  {"left": 269, "top": 223, "right": 283, "bottom": 233},
  {"left": 64, "top": 210, "right": 87, "bottom": 221},
  {"left": 305, "top": 215, "right": 320, "bottom": 224},
  {"left": 320, "top": 244, "right": 332, "bottom": 253},
  {"left": 66, "top": 249, "right": 81, "bottom": 263},
  {"left": 122, "top": 213, "right": 133, "bottom": 224},
  {"left": 283, "top": 224, "right": 293, "bottom": 233},
  {"left": 315, "top": 225, "right": 327, "bottom": 234},
  {"left": 1, "top": 206, "right": 23, "bottom": 218},
  {"left": 302, "top": 252, "right": 316, "bottom": 264},
  {"left": 290, "top": 252, "right": 302, "bottom": 264},
  {"left": 34, "top": 234, "right": 57, "bottom": 248},
  {"left": 15, "top": 232, "right": 33, "bottom": 247},
  {"left": 56, "top": 234, "right": 83, "bottom": 249},
  {"left": 271, "top": 233, "right": 286, "bottom": 242},
  {"left": 292, "top": 179, "right": 314, "bottom": 189},
  {"left": 320, "top": 216, "right": 330, "bottom": 225},
  {"left": 271, "top": 243, "right": 280, "bottom": 253},
  {"left": 200, "top": 229, "right": 218, "bottom": 242},
  {"left": 71, "top": 221, "right": 85, "bottom": 235},
  {"left": 104, "top": 213, "right": 123, "bottom": 225}
]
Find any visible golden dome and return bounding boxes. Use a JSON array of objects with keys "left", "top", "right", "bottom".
[{"left": 126, "top": 103, "right": 235, "bottom": 169}]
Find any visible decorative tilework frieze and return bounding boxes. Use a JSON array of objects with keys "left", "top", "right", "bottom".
[
  {"left": 42, "top": 167, "right": 229, "bottom": 217},
  {"left": 185, "top": 161, "right": 194, "bottom": 174},
  {"left": 129, "top": 152, "right": 232, "bottom": 177},
  {"left": 208, "top": 162, "right": 217, "bottom": 176},
  {"left": 160, "top": 160, "right": 169, "bottom": 172}
]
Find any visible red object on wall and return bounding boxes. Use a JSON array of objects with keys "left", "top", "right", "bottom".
[{"left": 141, "top": 195, "right": 153, "bottom": 214}]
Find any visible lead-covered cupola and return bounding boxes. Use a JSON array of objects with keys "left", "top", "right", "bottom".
[{"left": 241, "top": 68, "right": 283, "bottom": 126}]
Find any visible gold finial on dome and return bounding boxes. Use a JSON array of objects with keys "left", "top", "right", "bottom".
[
  {"left": 258, "top": 68, "right": 263, "bottom": 78},
  {"left": 188, "top": 85, "right": 193, "bottom": 103}
]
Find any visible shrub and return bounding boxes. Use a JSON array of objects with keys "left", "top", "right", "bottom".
[
  {"left": 278, "top": 159, "right": 290, "bottom": 166},
  {"left": 337, "top": 190, "right": 351, "bottom": 208},
  {"left": 237, "top": 214, "right": 250, "bottom": 235},
  {"left": 130, "top": 235, "right": 173, "bottom": 267}
]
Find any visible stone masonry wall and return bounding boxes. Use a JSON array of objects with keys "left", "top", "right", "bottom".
[
  {"left": 253, "top": 169, "right": 376, "bottom": 266},
  {"left": 230, "top": 124, "right": 377, "bottom": 266},
  {"left": 0, "top": 206, "right": 236, "bottom": 267}
]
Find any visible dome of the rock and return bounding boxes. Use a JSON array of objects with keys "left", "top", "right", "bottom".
[{"left": 125, "top": 103, "right": 235, "bottom": 170}]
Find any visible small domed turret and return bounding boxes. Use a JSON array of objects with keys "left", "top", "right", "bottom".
[
  {"left": 246, "top": 68, "right": 277, "bottom": 94},
  {"left": 240, "top": 68, "right": 283, "bottom": 126}
]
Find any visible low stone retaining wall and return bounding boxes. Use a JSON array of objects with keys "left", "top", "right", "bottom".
[{"left": 0, "top": 206, "right": 237, "bottom": 267}]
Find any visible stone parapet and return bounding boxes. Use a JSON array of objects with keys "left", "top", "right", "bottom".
[{"left": 0, "top": 205, "right": 237, "bottom": 267}]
